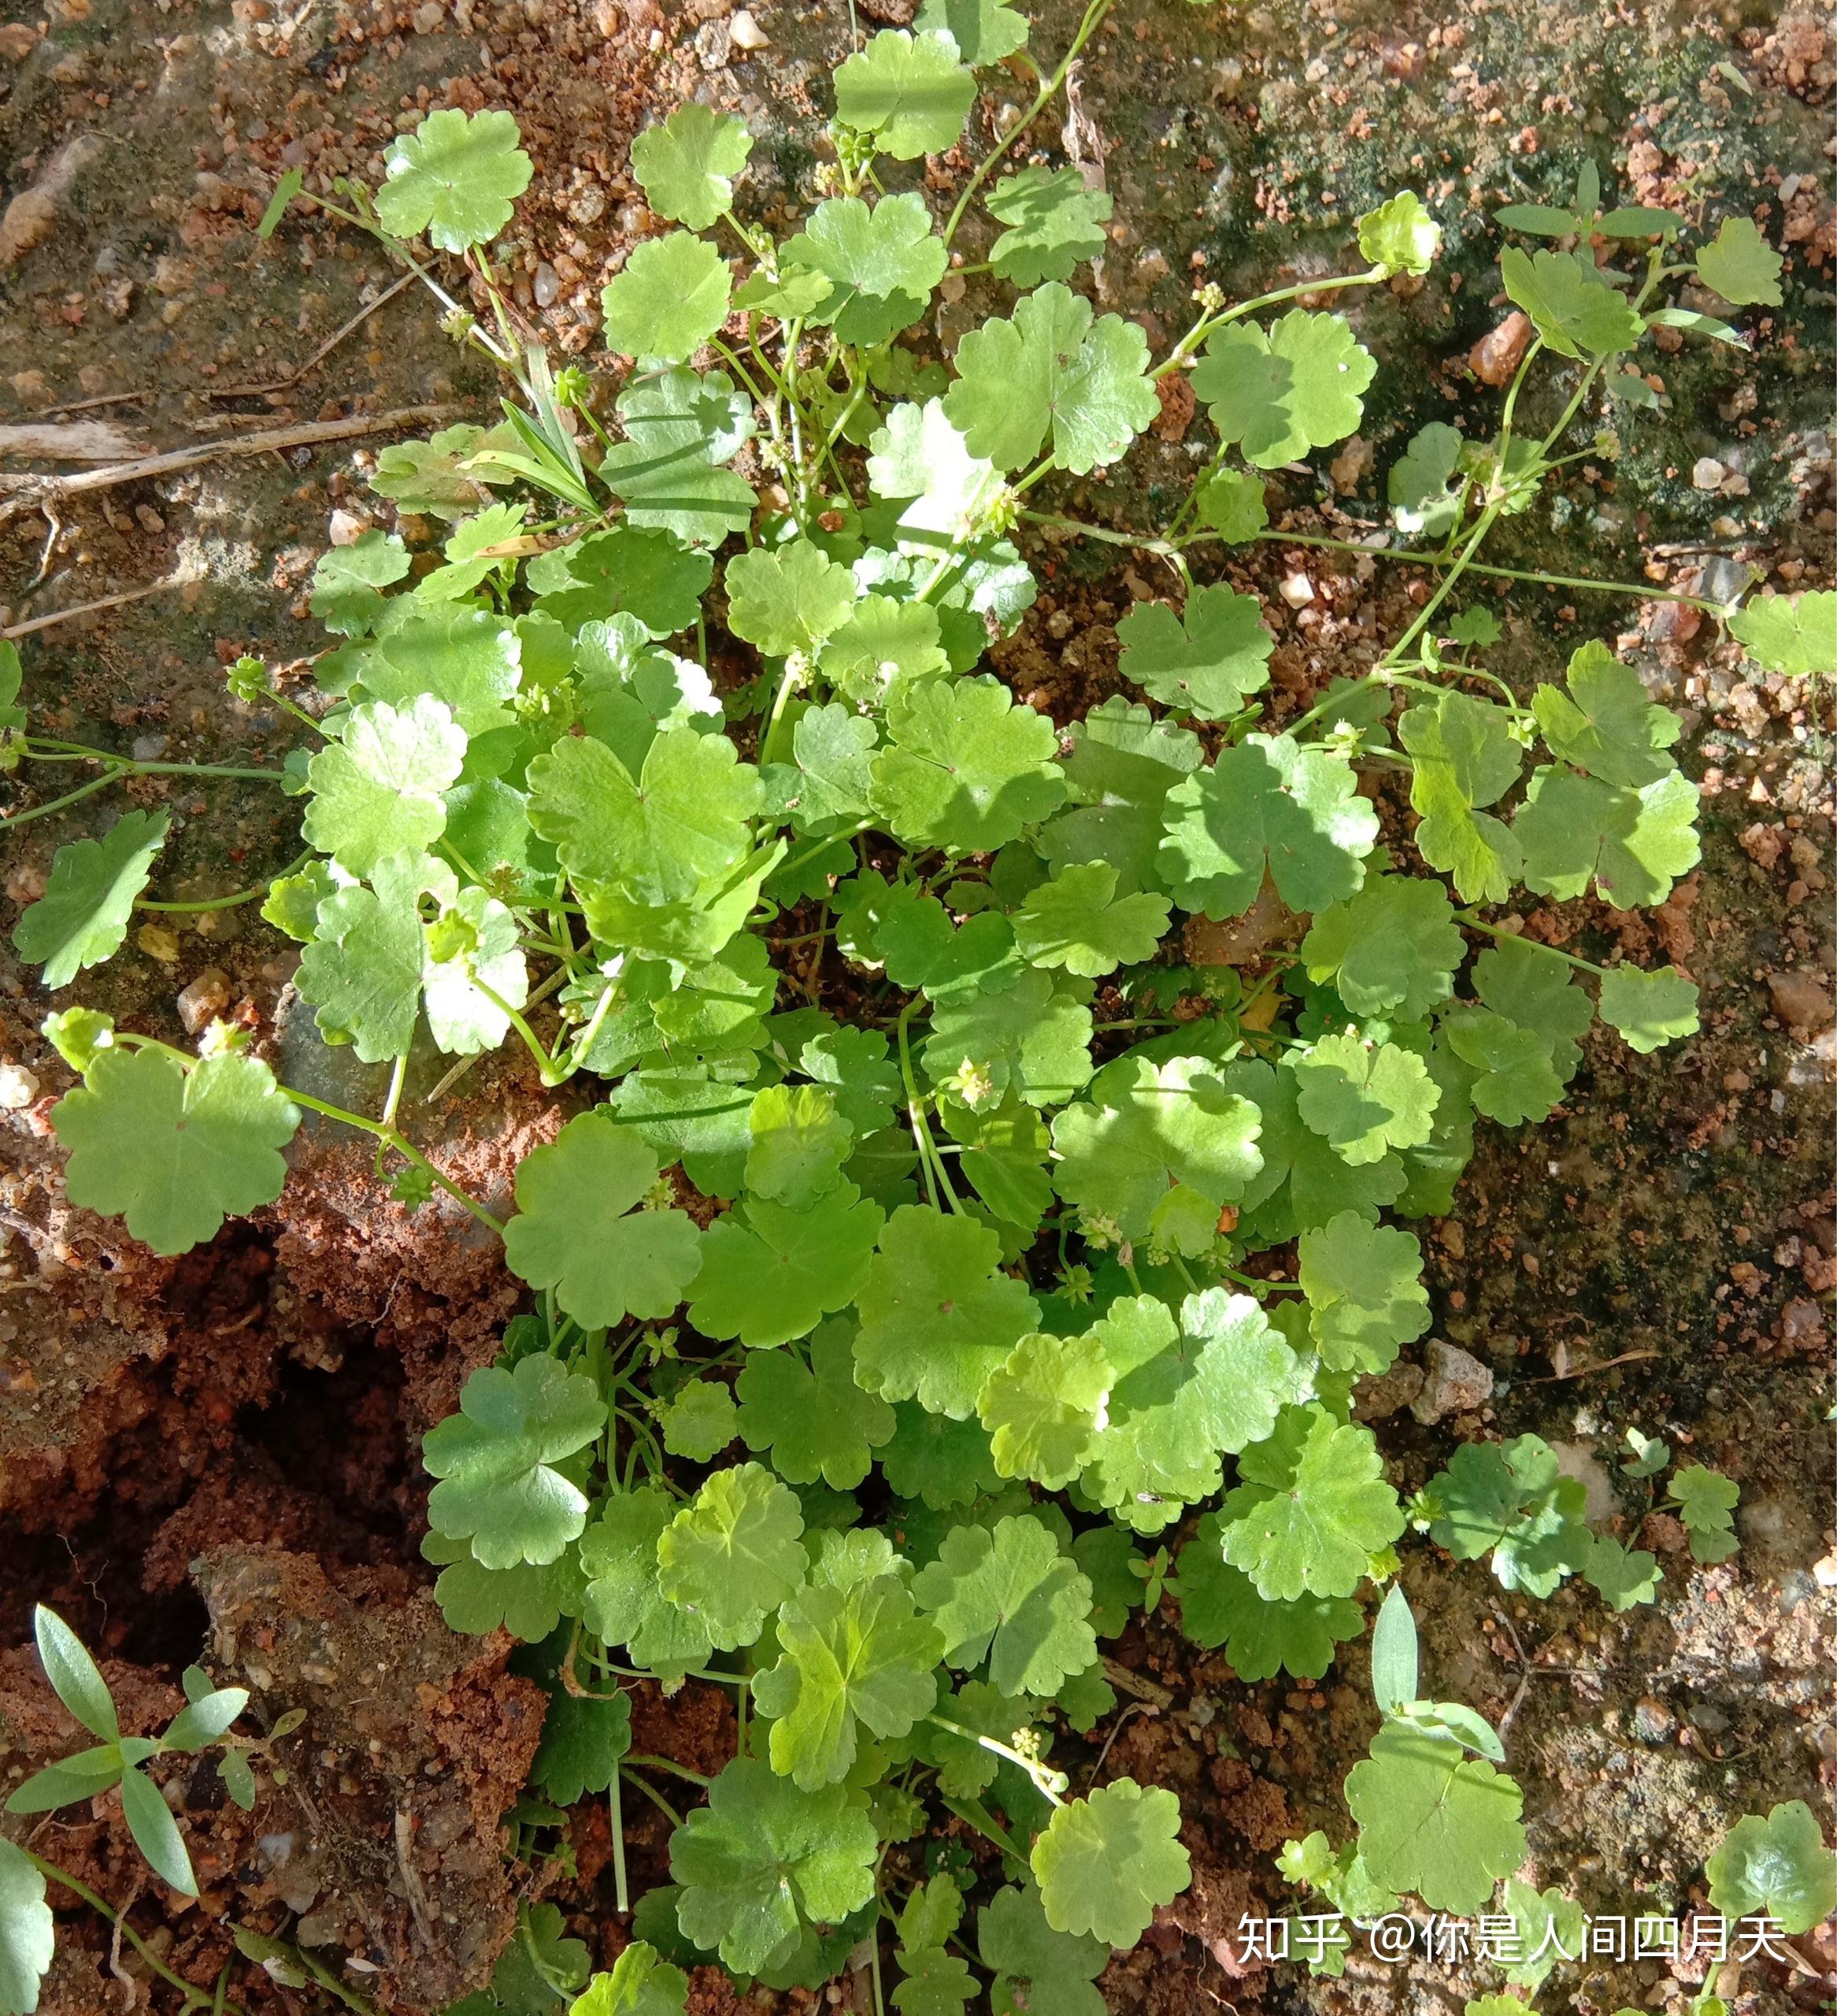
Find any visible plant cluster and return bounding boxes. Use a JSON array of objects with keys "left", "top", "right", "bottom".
[{"left": 2, "top": 3, "right": 1829, "bottom": 2010}]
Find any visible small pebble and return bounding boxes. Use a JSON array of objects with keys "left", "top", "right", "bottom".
[
  {"left": 176, "top": 968, "right": 231, "bottom": 1036},
  {"left": 729, "top": 7, "right": 769, "bottom": 49},
  {"left": 533, "top": 261, "right": 560, "bottom": 308},
  {"left": 0, "top": 1064, "right": 39, "bottom": 1110},
  {"left": 328, "top": 508, "right": 365, "bottom": 546},
  {"left": 1691, "top": 456, "right": 1727, "bottom": 491},
  {"left": 1278, "top": 572, "right": 1314, "bottom": 609},
  {"left": 1630, "top": 1696, "right": 1676, "bottom": 1745}
]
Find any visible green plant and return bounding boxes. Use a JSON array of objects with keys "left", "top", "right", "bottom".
[
  {"left": 1705, "top": 1800, "right": 1837, "bottom": 1935},
  {"left": 1, "top": 4, "right": 1819, "bottom": 2007},
  {"left": 0, "top": 1610, "right": 302, "bottom": 2016}
]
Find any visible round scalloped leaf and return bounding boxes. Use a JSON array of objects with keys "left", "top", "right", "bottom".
[
  {"left": 1704, "top": 1800, "right": 1836, "bottom": 1935},
  {"left": 1357, "top": 191, "right": 1441, "bottom": 276},
  {"left": 423, "top": 1355, "right": 607, "bottom": 1570},
  {"left": 657, "top": 1462, "right": 806, "bottom": 1651},
  {"left": 1191, "top": 310, "right": 1376, "bottom": 468},
  {"left": 1031, "top": 1779, "right": 1191, "bottom": 1946},
  {"left": 0, "top": 1834, "right": 54, "bottom": 2016},
  {"left": 1170, "top": 1526, "right": 1363, "bottom": 1681},
  {"left": 1346, "top": 1722, "right": 1526, "bottom": 1913},
  {"left": 631, "top": 105, "right": 754, "bottom": 232},
  {"left": 1217, "top": 1405, "right": 1405, "bottom": 1600},
  {"left": 669, "top": 1755, "right": 878, "bottom": 1973},
  {"left": 1728, "top": 589, "right": 1835, "bottom": 678},
  {"left": 834, "top": 29, "right": 976, "bottom": 160},
  {"left": 1116, "top": 584, "right": 1272, "bottom": 721},
  {"left": 375, "top": 108, "right": 532, "bottom": 252},
  {"left": 913, "top": 1513, "right": 1094, "bottom": 1696},
  {"left": 52, "top": 1046, "right": 299, "bottom": 1257},
  {"left": 945, "top": 282, "right": 1158, "bottom": 475},
  {"left": 602, "top": 232, "right": 732, "bottom": 362},
  {"left": 501, "top": 1110, "right": 702, "bottom": 1330}
]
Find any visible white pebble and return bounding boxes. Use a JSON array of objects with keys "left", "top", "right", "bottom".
[
  {"left": 1278, "top": 571, "right": 1315, "bottom": 608},
  {"left": 0, "top": 1064, "right": 39, "bottom": 1110},
  {"left": 1691, "top": 456, "right": 1727, "bottom": 491},
  {"left": 328, "top": 508, "right": 365, "bottom": 546},
  {"left": 729, "top": 8, "right": 769, "bottom": 49}
]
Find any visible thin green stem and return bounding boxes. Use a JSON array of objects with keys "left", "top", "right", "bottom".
[
  {"left": 138, "top": 848, "right": 313, "bottom": 914},
  {"left": 608, "top": 1767, "right": 629, "bottom": 1915},
  {"left": 1456, "top": 910, "right": 1609, "bottom": 977},
  {"left": 23, "top": 1851, "right": 251, "bottom": 2015},
  {"left": 276, "top": 1085, "right": 505, "bottom": 1234},
  {"left": 470, "top": 975, "right": 562, "bottom": 1082},
  {"left": 624, "top": 1752, "right": 713, "bottom": 1789},
  {"left": 759, "top": 662, "right": 805, "bottom": 769},
  {"left": 618, "top": 1765, "right": 685, "bottom": 1832},
  {"left": 1153, "top": 266, "right": 1386, "bottom": 380},
  {"left": 942, "top": 0, "right": 1117, "bottom": 249},
  {"left": 0, "top": 767, "right": 123, "bottom": 828},
  {"left": 924, "top": 1714, "right": 1065, "bottom": 1805}
]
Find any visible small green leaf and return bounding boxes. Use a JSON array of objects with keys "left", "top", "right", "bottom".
[
  {"left": 1191, "top": 310, "right": 1376, "bottom": 469},
  {"left": 985, "top": 166, "right": 1113, "bottom": 286},
  {"left": 120, "top": 1765, "right": 197, "bottom": 1896},
  {"left": 1531, "top": 639, "right": 1680, "bottom": 787},
  {"left": 923, "top": 969, "right": 1093, "bottom": 1108},
  {"left": 375, "top": 108, "right": 532, "bottom": 252},
  {"left": 1729, "top": 590, "right": 1835, "bottom": 678},
  {"left": 872, "top": 675, "right": 1066, "bottom": 854},
  {"left": 669, "top": 1755, "right": 877, "bottom": 1973},
  {"left": 1117, "top": 584, "right": 1272, "bottom": 721},
  {"left": 1668, "top": 1464, "right": 1741, "bottom": 1563},
  {"left": 257, "top": 165, "right": 304, "bottom": 239},
  {"left": 1050, "top": 1054, "right": 1261, "bottom": 1242},
  {"left": 32, "top": 1608, "right": 118, "bottom": 1740},
  {"left": 0, "top": 1834, "right": 54, "bottom": 2015},
  {"left": 1157, "top": 734, "right": 1377, "bottom": 921},
  {"left": 1694, "top": 216, "right": 1784, "bottom": 307},
  {"left": 1357, "top": 191, "right": 1441, "bottom": 276},
  {"left": 569, "top": 1943, "right": 689, "bottom": 2016},
  {"left": 1031, "top": 1780, "right": 1190, "bottom": 1946},
  {"left": 1445, "top": 1009, "right": 1568, "bottom": 1126},
  {"left": 1368, "top": 1584, "right": 1419, "bottom": 1714},
  {"left": 1298, "top": 1210, "right": 1431, "bottom": 1374},
  {"left": 597, "top": 373, "right": 757, "bottom": 550},
  {"left": 1498, "top": 1878, "right": 1586, "bottom": 1995},
  {"left": 693, "top": 1188, "right": 885, "bottom": 1350},
  {"left": 1705, "top": 1801, "right": 1835, "bottom": 1934},
  {"left": 309, "top": 530, "right": 410, "bottom": 636},
  {"left": 527, "top": 725, "right": 761, "bottom": 904},
  {"left": 1294, "top": 1034, "right": 1440, "bottom": 1166},
  {"left": 423, "top": 1356, "right": 607, "bottom": 1569},
  {"left": 1514, "top": 765, "right": 1701, "bottom": 909},
  {"left": 657, "top": 1462, "right": 806, "bottom": 1651},
  {"left": 978, "top": 1881, "right": 1107, "bottom": 2016},
  {"left": 735, "top": 1321, "right": 897, "bottom": 1489},
  {"left": 834, "top": 29, "right": 976, "bottom": 160},
  {"left": 854, "top": 1203, "right": 1039, "bottom": 1419},
  {"left": 976, "top": 1329, "right": 1111, "bottom": 1488},
  {"left": 302, "top": 695, "right": 466, "bottom": 878},
  {"left": 913, "top": 1513, "right": 1095, "bottom": 1695},
  {"left": 754, "top": 1574, "right": 942, "bottom": 1788},
  {"left": 52, "top": 1047, "right": 298, "bottom": 1257},
  {"left": 422, "top": 1532, "right": 586, "bottom": 1641},
  {"left": 660, "top": 1381, "right": 739, "bottom": 1462},
  {"left": 726, "top": 540, "right": 858, "bottom": 657},
  {"left": 532, "top": 1682, "right": 631, "bottom": 1807},
  {"left": 631, "top": 105, "right": 754, "bottom": 231},
  {"left": 1171, "top": 1534, "right": 1362, "bottom": 1681},
  {"left": 1596, "top": 963, "right": 1699, "bottom": 1053},
  {"left": 1581, "top": 1535, "right": 1661, "bottom": 1613},
  {"left": 1346, "top": 1722, "right": 1525, "bottom": 1913},
  {"left": 580, "top": 1488, "right": 715, "bottom": 1681},
  {"left": 745, "top": 1084, "right": 853, "bottom": 1208},
  {"left": 501, "top": 1110, "right": 702, "bottom": 1331},
  {"left": 784, "top": 194, "right": 948, "bottom": 346},
  {"left": 1191, "top": 467, "right": 1269, "bottom": 543},
  {"left": 1389, "top": 421, "right": 1466, "bottom": 538},
  {"left": 1300, "top": 876, "right": 1465, "bottom": 1020},
  {"left": 1217, "top": 1406, "right": 1405, "bottom": 1599},
  {"left": 12, "top": 810, "right": 169, "bottom": 989},
  {"left": 1013, "top": 863, "right": 1171, "bottom": 979},
  {"left": 602, "top": 232, "right": 731, "bottom": 361},
  {"left": 913, "top": 0, "right": 1028, "bottom": 65},
  {"left": 1500, "top": 246, "right": 1643, "bottom": 358},
  {"left": 946, "top": 282, "right": 1160, "bottom": 476}
]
